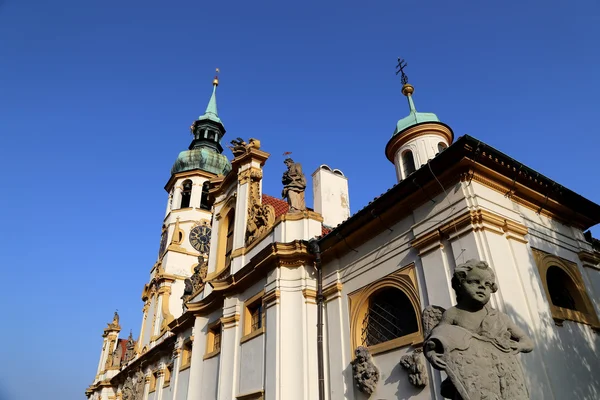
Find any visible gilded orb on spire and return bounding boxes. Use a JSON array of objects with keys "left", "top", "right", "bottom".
[{"left": 213, "top": 68, "right": 220, "bottom": 86}]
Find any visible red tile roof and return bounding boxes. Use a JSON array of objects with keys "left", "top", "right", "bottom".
[
  {"left": 262, "top": 194, "right": 289, "bottom": 217},
  {"left": 117, "top": 339, "right": 128, "bottom": 361},
  {"left": 322, "top": 226, "right": 331, "bottom": 236}
]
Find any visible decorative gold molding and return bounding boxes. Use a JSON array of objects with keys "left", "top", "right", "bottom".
[
  {"left": 238, "top": 167, "right": 263, "bottom": 185},
  {"left": 323, "top": 282, "right": 343, "bottom": 301},
  {"left": 385, "top": 122, "right": 454, "bottom": 162},
  {"left": 578, "top": 251, "right": 600, "bottom": 269},
  {"left": 532, "top": 248, "right": 600, "bottom": 330},
  {"left": 276, "top": 210, "right": 324, "bottom": 223},
  {"left": 411, "top": 208, "right": 529, "bottom": 255},
  {"left": 348, "top": 264, "right": 423, "bottom": 356},
  {"left": 221, "top": 313, "right": 241, "bottom": 328},
  {"left": 263, "top": 289, "right": 280, "bottom": 308},
  {"left": 302, "top": 288, "right": 317, "bottom": 304}
]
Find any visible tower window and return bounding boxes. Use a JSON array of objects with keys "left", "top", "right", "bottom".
[
  {"left": 207, "top": 130, "right": 215, "bottom": 141},
  {"left": 361, "top": 287, "right": 418, "bottom": 347},
  {"left": 402, "top": 150, "right": 416, "bottom": 176},
  {"left": 200, "top": 181, "right": 211, "bottom": 210},
  {"left": 437, "top": 142, "right": 447, "bottom": 153},
  {"left": 180, "top": 180, "right": 192, "bottom": 209}
]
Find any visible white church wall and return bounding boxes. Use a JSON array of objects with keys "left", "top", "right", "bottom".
[
  {"left": 466, "top": 181, "right": 600, "bottom": 400},
  {"left": 200, "top": 355, "right": 220, "bottom": 399},
  {"left": 584, "top": 267, "right": 600, "bottom": 313},
  {"left": 237, "top": 279, "right": 267, "bottom": 396},
  {"left": 162, "top": 381, "right": 173, "bottom": 400},
  {"left": 176, "top": 366, "right": 190, "bottom": 400},
  {"left": 238, "top": 333, "right": 264, "bottom": 395},
  {"left": 141, "top": 297, "right": 157, "bottom": 348}
]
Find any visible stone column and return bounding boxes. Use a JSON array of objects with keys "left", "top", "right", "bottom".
[{"left": 217, "top": 301, "right": 241, "bottom": 400}]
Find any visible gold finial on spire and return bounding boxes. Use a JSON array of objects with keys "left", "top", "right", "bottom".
[{"left": 213, "top": 68, "right": 220, "bottom": 86}]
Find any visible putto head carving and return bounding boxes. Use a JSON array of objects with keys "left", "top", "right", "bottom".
[{"left": 451, "top": 259, "right": 498, "bottom": 305}]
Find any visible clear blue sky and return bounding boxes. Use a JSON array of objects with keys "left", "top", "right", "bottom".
[{"left": 1, "top": 1, "right": 599, "bottom": 399}]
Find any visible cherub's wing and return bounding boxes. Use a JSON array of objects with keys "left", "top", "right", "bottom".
[{"left": 422, "top": 305, "right": 445, "bottom": 338}]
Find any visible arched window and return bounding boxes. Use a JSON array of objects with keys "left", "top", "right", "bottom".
[
  {"left": 180, "top": 180, "right": 192, "bottom": 209},
  {"left": 532, "top": 248, "right": 600, "bottom": 328},
  {"left": 224, "top": 211, "right": 235, "bottom": 270},
  {"left": 207, "top": 130, "right": 215, "bottom": 141},
  {"left": 349, "top": 266, "right": 423, "bottom": 354},
  {"left": 547, "top": 266, "right": 581, "bottom": 311},
  {"left": 402, "top": 150, "right": 416, "bottom": 176},
  {"left": 217, "top": 206, "right": 236, "bottom": 273},
  {"left": 437, "top": 142, "right": 447, "bottom": 153},
  {"left": 200, "top": 182, "right": 211, "bottom": 210},
  {"left": 361, "top": 287, "right": 418, "bottom": 346}
]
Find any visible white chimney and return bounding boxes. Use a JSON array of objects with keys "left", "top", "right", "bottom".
[{"left": 312, "top": 165, "right": 350, "bottom": 228}]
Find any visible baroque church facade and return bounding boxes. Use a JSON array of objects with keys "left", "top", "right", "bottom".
[{"left": 87, "top": 73, "right": 600, "bottom": 400}]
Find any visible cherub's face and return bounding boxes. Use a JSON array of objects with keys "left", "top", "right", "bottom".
[{"left": 460, "top": 268, "right": 494, "bottom": 305}]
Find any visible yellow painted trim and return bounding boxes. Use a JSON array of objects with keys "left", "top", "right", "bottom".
[
  {"left": 221, "top": 313, "right": 241, "bottom": 328},
  {"left": 240, "top": 326, "right": 265, "bottom": 344},
  {"left": 242, "top": 290, "right": 265, "bottom": 337},
  {"left": 205, "top": 319, "right": 222, "bottom": 357}
]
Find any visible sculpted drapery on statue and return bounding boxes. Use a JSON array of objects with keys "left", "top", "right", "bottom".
[
  {"left": 281, "top": 158, "right": 306, "bottom": 212},
  {"left": 423, "top": 259, "right": 534, "bottom": 400}
]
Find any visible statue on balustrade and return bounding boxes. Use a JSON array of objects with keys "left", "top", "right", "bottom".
[
  {"left": 423, "top": 259, "right": 534, "bottom": 400},
  {"left": 282, "top": 158, "right": 306, "bottom": 213}
]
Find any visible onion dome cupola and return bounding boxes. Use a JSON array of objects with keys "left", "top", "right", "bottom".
[
  {"left": 385, "top": 59, "right": 454, "bottom": 182},
  {"left": 171, "top": 75, "right": 232, "bottom": 176}
]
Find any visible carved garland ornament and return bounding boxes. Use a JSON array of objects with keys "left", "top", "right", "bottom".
[
  {"left": 245, "top": 168, "right": 275, "bottom": 245},
  {"left": 181, "top": 256, "right": 209, "bottom": 306}
]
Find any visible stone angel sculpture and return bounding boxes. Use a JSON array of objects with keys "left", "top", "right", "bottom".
[{"left": 422, "top": 259, "right": 534, "bottom": 400}]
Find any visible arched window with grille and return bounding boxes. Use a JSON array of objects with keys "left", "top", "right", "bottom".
[
  {"left": 361, "top": 287, "right": 418, "bottom": 347},
  {"left": 180, "top": 180, "right": 192, "bottom": 209},
  {"left": 200, "top": 181, "right": 211, "bottom": 210},
  {"left": 402, "top": 150, "right": 416, "bottom": 177},
  {"left": 546, "top": 266, "right": 582, "bottom": 311},
  {"left": 349, "top": 266, "right": 423, "bottom": 354}
]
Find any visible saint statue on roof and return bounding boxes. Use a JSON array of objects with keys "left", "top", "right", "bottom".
[{"left": 282, "top": 158, "right": 306, "bottom": 213}]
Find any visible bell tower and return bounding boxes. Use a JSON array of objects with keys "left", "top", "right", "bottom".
[
  {"left": 135, "top": 73, "right": 232, "bottom": 353},
  {"left": 385, "top": 58, "right": 454, "bottom": 182}
]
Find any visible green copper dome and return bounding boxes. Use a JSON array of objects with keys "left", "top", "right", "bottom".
[
  {"left": 171, "top": 147, "right": 231, "bottom": 175},
  {"left": 392, "top": 84, "right": 441, "bottom": 137},
  {"left": 170, "top": 75, "right": 231, "bottom": 176}
]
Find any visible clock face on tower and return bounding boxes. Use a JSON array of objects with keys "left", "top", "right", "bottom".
[
  {"left": 189, "top": 222, "right": 212, "bottom": 254},
  {"left": 158, "top": 229, "right": 168, "bottom": 257}
]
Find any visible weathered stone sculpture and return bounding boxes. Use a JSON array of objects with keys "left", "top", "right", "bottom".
[
  {"left": 423, "top": 259, "right": 534, "bottom": 400},
  {"left": 123, "top": 330, "right": 136, "bottom": 364},
  {"left": 246, "top": 202, "right": 276, "bottom": 244},
  {"left": 281, "top": 158, "right": 306, "bottom": 212},
  {"left": 181, "top": 256, "right": 208, "bottom": 306},
  {"left": 122, "top": 370, "right": 145, "bottom": 400},
  {"left": 400, "top": 349, "right": 428, "bottom": 388},
  {"left": 228, "top": 137, "right": 261, "bottom": 157},
  {"left": 351, "top": 346, "right": 380, "bottom": 396}
]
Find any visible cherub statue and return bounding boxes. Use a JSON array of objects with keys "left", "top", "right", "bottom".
[
  {"left": 351, "top": 346, "right": 380, "bottom": 396},
  {"left": 423, "top": 259, "right": 534, "bottom": 400}
]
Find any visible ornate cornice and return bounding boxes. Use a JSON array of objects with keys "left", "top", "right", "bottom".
[{"left": 411, "top": 208, "right": 529, "bottom": 255}]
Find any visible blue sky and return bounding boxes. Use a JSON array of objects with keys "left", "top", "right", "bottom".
[{"left": 1, "top": 0, "right": 599, "bottom": 399}]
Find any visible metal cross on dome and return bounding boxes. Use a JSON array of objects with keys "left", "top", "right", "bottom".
[{"left": 396, "top": 57, "right": 409, "bottom": 85}]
